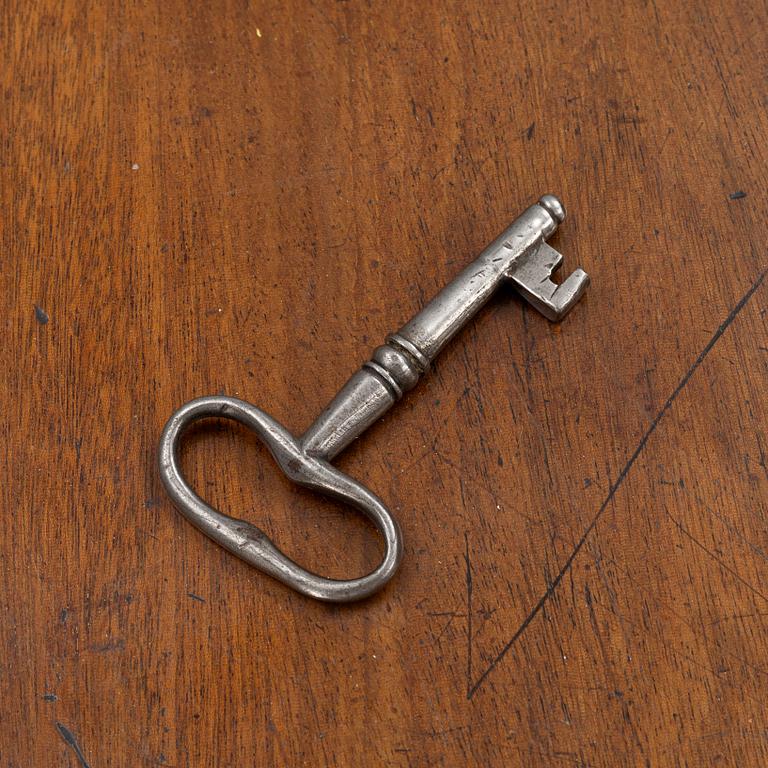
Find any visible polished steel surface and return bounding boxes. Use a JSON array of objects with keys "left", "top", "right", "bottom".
[{"left": 158, "top": 194, "right": 590, "bottom": 602}]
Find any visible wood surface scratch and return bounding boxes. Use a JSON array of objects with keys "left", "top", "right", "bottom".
[{"left": 467, "top": 270, "right": 766, "bottom": 699}]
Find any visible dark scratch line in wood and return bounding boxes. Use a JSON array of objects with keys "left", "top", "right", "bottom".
[
  {"left": 467, "top": 268, "right": 767, "bottom": 699},
  {"left": 433, "top": 612, "right": 460, "bottom": 646},
  {"left": 664, "top": 509, "right": 768, "bottom": 603},
  {"left": 55, "top": 722, "right": 91, "bottom": 768},
  {"left": 464, "top": 531, "right": 473, "bottom": 698}
]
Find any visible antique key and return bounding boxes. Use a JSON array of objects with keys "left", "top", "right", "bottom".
[{"left": 158, "top": 194, "right": 589, "bottom": 602}]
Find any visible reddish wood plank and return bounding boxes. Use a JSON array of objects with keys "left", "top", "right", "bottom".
[{"left": 2, "top": 1, "right": 767, "bottom": 765}]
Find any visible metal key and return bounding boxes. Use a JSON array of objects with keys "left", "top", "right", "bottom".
[{"left": 158, "top": 194, "right": 589, "bottom": 602}]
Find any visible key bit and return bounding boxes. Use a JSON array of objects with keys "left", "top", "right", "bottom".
[
  {"left": 503, "top": 194, "right": 589, "bottom": 321},
  {"left": 507, "top": 240, "right": 590, "bottom": 321}
]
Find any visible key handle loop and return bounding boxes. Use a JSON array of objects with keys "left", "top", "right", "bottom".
[{"left": 158, "top": 396, "right": 403, "bottom": 602}]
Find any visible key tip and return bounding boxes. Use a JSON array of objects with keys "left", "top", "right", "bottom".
[{"left": 538, "top": 194, "right": 566, "bottom": 225}]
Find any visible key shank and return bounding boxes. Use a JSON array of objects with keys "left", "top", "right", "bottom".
[{"left": 301, "top": 194, "right": 588, "bottom": 460}]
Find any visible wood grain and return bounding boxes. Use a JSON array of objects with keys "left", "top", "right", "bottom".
[{"left": 2, "top": 1, "right": 767, "bottom": 765}]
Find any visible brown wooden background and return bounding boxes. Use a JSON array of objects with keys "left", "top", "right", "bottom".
[{"left": 3, "top": 1, "right": 768, "bottom": 765}]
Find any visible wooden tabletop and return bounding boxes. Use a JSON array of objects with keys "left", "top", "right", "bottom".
[{"left": 4, "top": 1, "right": 767, "bottom": 765}]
